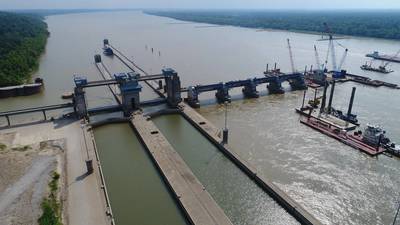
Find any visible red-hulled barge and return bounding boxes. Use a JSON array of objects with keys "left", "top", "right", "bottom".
[{"left": 300, "top": 116, "right": 386, "bottom": 156}]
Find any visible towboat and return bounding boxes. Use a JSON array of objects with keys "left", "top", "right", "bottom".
[
  {"left": 354, "top": 125, "right": 400, "bottom": 157},
  {"left": 354, "top": 125, "right": 391, "bottom": 147}
]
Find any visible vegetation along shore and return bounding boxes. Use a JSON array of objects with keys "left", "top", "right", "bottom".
[
  {"left": 0, "top": 11, "right": 49, "bottom": 87},
  {"left": 146, "top": 10, "right": 400, "bottom": 40}
]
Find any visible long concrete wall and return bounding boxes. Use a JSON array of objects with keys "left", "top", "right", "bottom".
[
  {"left": 130, "top": 112, "right": 233, "bottom": 225},
  {"left": 179, "top": 103, "right": 323, "bottom": 225}
]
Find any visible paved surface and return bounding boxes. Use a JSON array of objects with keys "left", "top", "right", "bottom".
[
  {"left": 131, "top": 112, "right": 233, "bottom": 225},
  {"left": 0, "top": 120, "right": 110, "bottom": 225}
]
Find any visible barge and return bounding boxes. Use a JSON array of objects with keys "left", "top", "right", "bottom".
[
  {"left": 0, "top": 78, "right": 43, "bottom": 98},
  {"left": 366, "top": 51, "right": 400, "bottom": 63},
  {"left": 360, "top": 64, "right": 393, "bottom": 74},
  {"left": 341, "top": 73, "right": 399, "bottom": 89},
  {"left": 300, "top": 116, "right": 386, "bottom": 156}
]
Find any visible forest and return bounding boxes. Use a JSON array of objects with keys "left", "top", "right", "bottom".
[
  {"left": 146, "top": 10, "right": 400, "bottom": 40},
  {"left": 0, "top": 11, "right": 49, "bottom": 87}
]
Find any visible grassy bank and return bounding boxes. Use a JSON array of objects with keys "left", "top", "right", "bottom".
[
  {"left": 0, "top": 11, "right": 49, "bottom": 87},
  {"left": 38, "top": 171, "right": 63, "bottom": 225},
  {"left": 146, "top": 10, "right": 400, "bottom": 40}
]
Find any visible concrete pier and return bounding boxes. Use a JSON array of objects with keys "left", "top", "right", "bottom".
[{"left": 130, "top": 113, "right": 233, "bottom": 225}]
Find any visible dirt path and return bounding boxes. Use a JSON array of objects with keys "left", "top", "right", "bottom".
[{"left": 0, "top": 120, "right": 109, "bottom": 225}]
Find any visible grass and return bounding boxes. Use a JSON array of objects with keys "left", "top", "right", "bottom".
[
  {"left": 11, "top": 145, "right": 31, "bottom": 152},
  {"left": 38, "top": 171, "right": 63, "bottom": 225},
  {"left": 0, "top": 143, "right": 6, "bottom": 151}
]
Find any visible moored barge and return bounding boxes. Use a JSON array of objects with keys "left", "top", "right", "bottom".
[
  {"left": 0, "top": 78, "right": 43, "bottom": 98},
  {"left": 300, "top": 116, "right": 386, "bottom": 156},
  {"left": 366, "top": 51, "right": 400, "bottom": 63}
]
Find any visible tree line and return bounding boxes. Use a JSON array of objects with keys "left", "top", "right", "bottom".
[
  {"left": 146, "top": 10, "right": 400, "bottom": 40},
  {"left": 0, "top": 11, "right": 49, "bottom": 87}
]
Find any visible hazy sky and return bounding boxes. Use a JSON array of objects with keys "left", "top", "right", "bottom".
[{"left": 1, "top": 0, "right": 400, "bottom": 10}]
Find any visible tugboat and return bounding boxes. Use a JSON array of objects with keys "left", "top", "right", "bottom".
[
  {"left": 360, "top": 63, "right": 393, "bottom": 74},
  {"left": 355, "top": 125, "right": 391, "bottom": 146},
  {"left": 354, "top": 125, "right": 400, "bottom": 157}
]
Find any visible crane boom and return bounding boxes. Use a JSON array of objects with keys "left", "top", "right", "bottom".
[
  {"left": 323, "top": 22, "right": 333, "bottom": 40},
  {"left": 287, "top": 39, "right": 296, "bottom": 73},
  {"left": 325, "top": 40, "right": 331, "bottom": 67},
  {"left": 330, "top": 39, "right": 337, "bottom": 71},
  {"left": 338, "top": 49, "right": 348, "bottom": 71},
  {"left": 314, "top": 45, "right": 322, "bottom": 70}
]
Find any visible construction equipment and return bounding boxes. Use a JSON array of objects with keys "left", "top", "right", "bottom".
[
  {"left": 314, "top": 45, "right": 323, "bottom": 70},
  {"left": 318, "top": 22, "right": 347, "bottom": 41},
  {"left": 318, "top": 23, "right": 347, "bottom": 78},
  {"left": 287, "top": 38, "right": 296, "bottom": 73},
  {"left": 361, "top": 61, "right": 393, "bottom": 74},
  {"left": 362, "top": 49, "right": 399, "bottom": 73},
  {"left": 338, "top": 48, "right": 348, "bottom": 71}
]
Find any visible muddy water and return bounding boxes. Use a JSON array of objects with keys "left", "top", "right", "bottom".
[
  {"left": 93, "top": 124, "right": 188, "bottom": 225},
  {"left": 0, "top": 10, "right": 399, "bottom": 225},
  {"left": 153, "top": 114, "right": 299, "bottom": 225}
]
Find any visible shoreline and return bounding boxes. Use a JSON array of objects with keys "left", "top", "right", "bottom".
[
  {"left": 144, "top": 11, "right": 400, "bottom": 42},
  {"left": 0, "top": 119, "right": 112, "bottom": 225}
]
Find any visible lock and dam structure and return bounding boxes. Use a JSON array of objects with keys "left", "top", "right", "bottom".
[{"left": 0, "top": 39, "right": 321, "bottom": 225}]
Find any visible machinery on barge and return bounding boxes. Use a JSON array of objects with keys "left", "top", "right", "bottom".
[
  {"left": 354, "top": 125, "right": 400, "bottom": 157},
  {"left": 360, "top": 63, "right": 393, "bottom": 74}
]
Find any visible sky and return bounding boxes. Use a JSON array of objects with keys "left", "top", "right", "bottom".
[{"left": 1, "top": 0, "right": 400, "bottom": 10}]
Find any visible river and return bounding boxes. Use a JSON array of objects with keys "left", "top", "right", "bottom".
[{"left": 0, "top": 10, "right": 399, "bottom": 225}]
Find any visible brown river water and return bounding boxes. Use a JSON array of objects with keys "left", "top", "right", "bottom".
[{"left": 0, "top": 11, "right": 399, "bottom": 225}]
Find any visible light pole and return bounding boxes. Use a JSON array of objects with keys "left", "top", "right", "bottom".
[{"left": 81, "top": 124, "right": 93, "bottom": 174}]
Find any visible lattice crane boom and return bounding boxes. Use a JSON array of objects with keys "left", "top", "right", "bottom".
[{"left": 287, "top": 38, "right": 296, "bottom": 73}]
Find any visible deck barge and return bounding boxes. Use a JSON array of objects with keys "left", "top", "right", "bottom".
[
  {"left": 337, "top": 73, "right": 399, "bottom": 89},
  {"left": 300, "top": 116, "right": 386, "bottom": 156}
]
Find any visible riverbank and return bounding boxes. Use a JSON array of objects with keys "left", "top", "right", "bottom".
[
  {"left": 0, "top": 11, "right": 398, "bottom": 225},
  {"left": 145, "top": 10, "right": 400, "bottom": 40},
  {"left": 0, "top": 12, "right": 49, "bottom": 87},
  {"left": 0, "top": 119, "right": 111, "bottom": 225}
]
